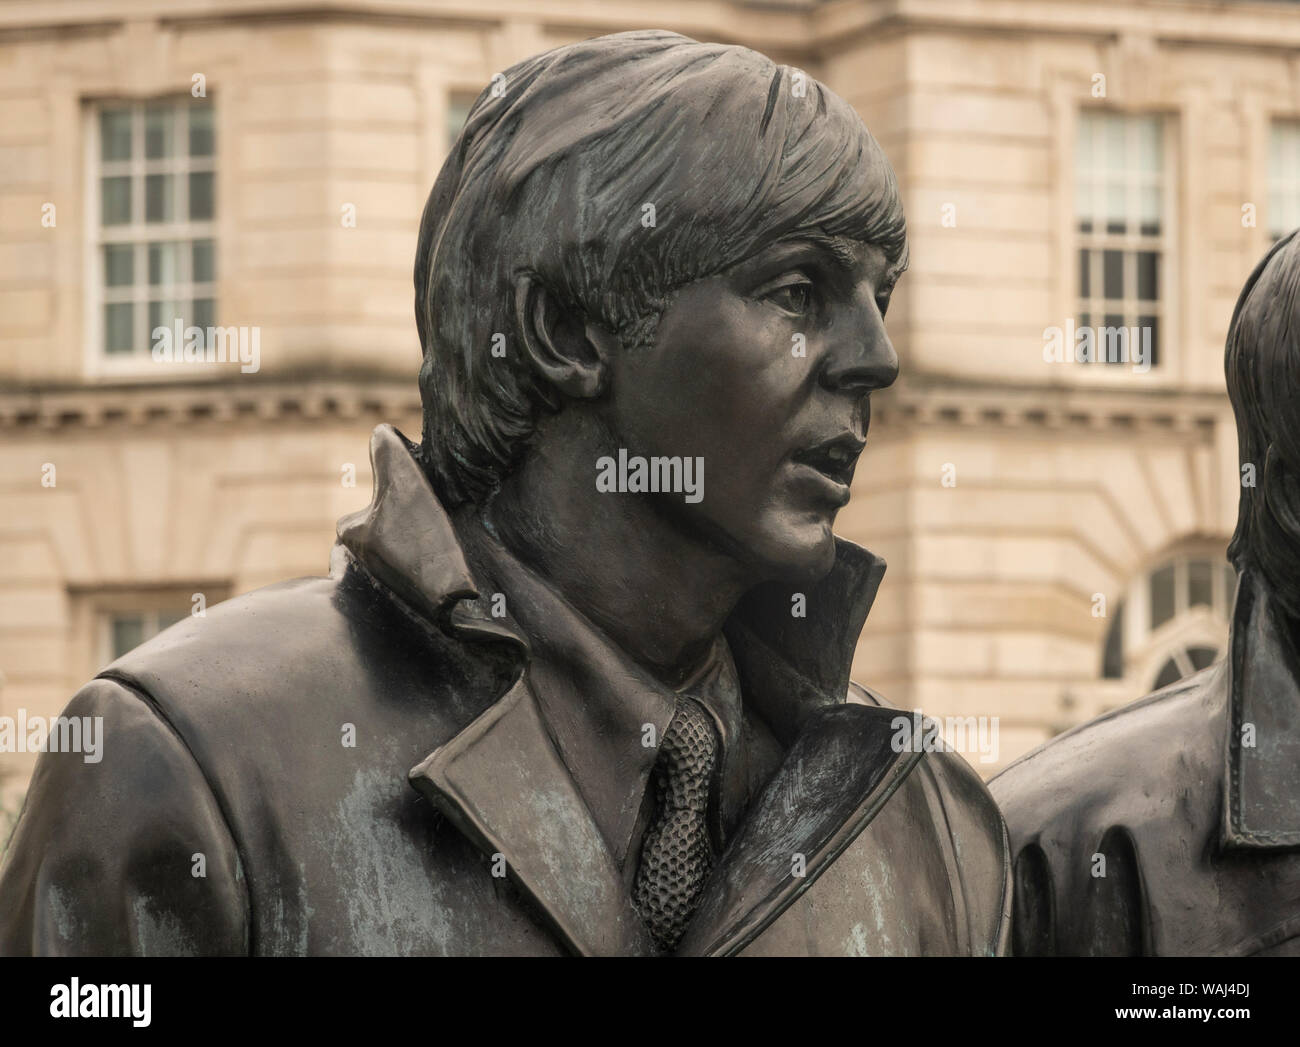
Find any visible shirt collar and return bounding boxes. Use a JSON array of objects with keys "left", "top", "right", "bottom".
[{"left": 452, "top": 506, "right": 751, "bottom": 867}]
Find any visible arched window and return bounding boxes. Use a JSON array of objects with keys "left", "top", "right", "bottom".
[{"left": 1101, "top": 550, "right": 1235, "bottom": 691}]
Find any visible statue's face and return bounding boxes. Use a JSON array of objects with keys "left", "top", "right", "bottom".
[{"left": 602, "top": 235, "right": 901, "bottom": 583}]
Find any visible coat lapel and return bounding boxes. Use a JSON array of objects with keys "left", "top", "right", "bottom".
[
  {"left": 676, "top": 702, "right": 923, "bottom": 956},
  {"left": 341, "top": 425, "right": 651, "bottom": 956},
  {"left": 409, "top": 679, "right": 655, "bottom": 956}
]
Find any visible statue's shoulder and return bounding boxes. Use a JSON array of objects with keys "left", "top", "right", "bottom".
[
  {"left": 991, "top": 664, "right": 1224, "bottom": 847},
  {"left": 101, "top": 560, "right": 484, "bottom": 757},
  {"left": 847, "top": 680, "right": 1012, "bottom": 954},
  {"left": 104, "top": 572, "right": 357, "bottom": 712},
  {"left": 988, "top": 665, "right": 1226, "bottom": 955}
]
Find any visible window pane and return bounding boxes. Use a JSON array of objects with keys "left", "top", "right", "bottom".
[
  {"left": 1188, "top": 560, "right": 1213, "bottom": 609},
  {"left": 1079, "top": 249, "right": 1091, "bottom": 297},
  {"left": 1134, "top": 118, "right": 1161, "bottom": 173},
  {"left": 144, "top": 103, "right": 174, "bottom": 159},
  {"left": 149, "top": 299, "right": 182, "bottom": 336},
  {"left": 447, "top": 94, "right": 474, "bottom": 150},
  {"left": 1269, "top": 189, "right": 1296, "bottom": 242},
  {"left": 1154, "top": 657, "right": 1182, "bottom": 691},
  {"left": 1188, "top": 646, "right": 1218, "bottom": 672},
  {"left": 1102, "top": 603, "right": 1125, "bottom": 679},
  {"left": 189, "top": 106, "right": 214, "bottom": 156},
  {"left": 192, "top": 297, "right": 214, "bottom": 331},
  {"left": 100, "top": 109, "right": 132, "bottom": 162},
  {"left": 148, "top": 241, "right": 180, "bottom": 286},
  {"left": 1138, "top": 315, "right": 1159, "bottom": 368},
  {"left": 104, "top": 302, "right": 134, "bottom": 354},
  {"left": 1104, "top": 115, "right": 1125, "bottom": 165},
  {"left": 1150, "top": 563, "right": 1176, "bottom": 630},
  {"left": 111, "top": 615, "right": 145, "bottom": 658},
  {"left": 104, "top": 244, "right": 134, "bottom": 287},
  {"left": 157, "top": 610, "right": 186, "bottom": 630},
  {"left": 145, "top": 173, "right": 174, "bottom": 222},
  {"left": 1099, "top": 319, "right": 1127, "bottom": 365},
  {"left": 1105, "top": 181, "right": 1125, "bottom": 232},
  {"left": 192, "top": 239, "right": 215, "bottom": 283},
  {"left": 1138, "top": 184, "right": 1161, "bottom": 235},
  {"left": 1103, "top": 250, "right": 1123, "bottom": 298},
  {"left": 1137, "top": 251, "right": 1158, "bottom": 300},
  {"left": 189, "top": 172, "right": 214, "bottom": 220},
  {"left": 1075, "top": 177, "right": 1093, "bottom": 226},
  {"left": 101, "top": 176, "right": 132, "bottom": 225}
]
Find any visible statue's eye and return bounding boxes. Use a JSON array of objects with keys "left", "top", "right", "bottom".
[
  {"left": 877, "top": 279, "right": 897, "bottom": 319},
  {"left": 764, "top": 280, "right": 814, "bottom": 316}
]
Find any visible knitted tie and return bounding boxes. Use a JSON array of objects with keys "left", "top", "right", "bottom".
[{"left": 633, "top": 695, "right": 719, "bottom": 952}]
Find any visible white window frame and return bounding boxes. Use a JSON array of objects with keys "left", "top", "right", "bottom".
[
  {"left": 83, "top": 96, "right": 217, "bottom": 380},
  {"left": 1075, "top": 110, "right": 1172, "bottom": 374},
  {"left": 1269, "top": 119, "right": 1300, "bottom": 242}
]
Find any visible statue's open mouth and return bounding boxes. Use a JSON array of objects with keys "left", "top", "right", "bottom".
[{"left": 791, "top": 434, "right": 864, "bottom": 487}]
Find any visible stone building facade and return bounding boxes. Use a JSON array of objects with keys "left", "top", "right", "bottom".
[{"left": 2, "top": 0, "right": 1298, "bottom": 823}]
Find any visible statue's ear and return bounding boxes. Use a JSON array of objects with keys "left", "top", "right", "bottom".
[{"left": 513, "top": 272, "right": 618, "bottom": 404}]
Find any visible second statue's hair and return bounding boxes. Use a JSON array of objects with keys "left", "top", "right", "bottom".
[{"left": 1225, "top": 227, "right": 1300, "bottom": 617}]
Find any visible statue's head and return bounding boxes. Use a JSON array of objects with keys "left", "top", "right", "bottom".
[
  {"left": 415, "top": 30, "right": 906, "bottom": 582},
  {"left": 1225, "top": 228, "right": 1300, "bottom": 617}
]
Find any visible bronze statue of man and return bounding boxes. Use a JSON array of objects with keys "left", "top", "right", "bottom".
[
  {"left": 1, "top": 30, "right": 1009, "bottom": 956},
  {"left": 993, "top": 228, "right": 1300, "bottom": 957}
]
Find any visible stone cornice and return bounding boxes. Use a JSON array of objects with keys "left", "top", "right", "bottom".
[
  {"left": 872, "top": 376, "right": 1231, "bottom": 437},
  {"left": 0, "top": 375, "right": 1229, "bottom": 435},
  {"left": 0, "top": 379, "right": 422, "bottom": 431}
]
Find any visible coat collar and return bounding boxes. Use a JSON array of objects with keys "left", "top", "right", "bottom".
[
  {"left": 1223, "top": 567, "right": 1300, "bottom": 849},
  {"left": 338, "top": 425, "right": 904, "bottom": 954}
]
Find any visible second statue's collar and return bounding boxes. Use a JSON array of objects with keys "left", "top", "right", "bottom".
[{"left": 1223, "top": 566, "right": 1300, "bottom": 849}]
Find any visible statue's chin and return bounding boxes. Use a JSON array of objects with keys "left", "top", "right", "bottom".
[{"left": 744, "top": 519, "right": 839, "bottom": 587}]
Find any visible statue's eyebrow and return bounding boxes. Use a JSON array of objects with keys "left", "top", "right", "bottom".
[
  {"left": 827, "top": 236, "right": 861, "bottom": 272},
  {"left": 757, "top": 231, "right": 907, "bottom": 283},
  {"left": 776, "top": 231, "right": 859, "bottom": 272}
]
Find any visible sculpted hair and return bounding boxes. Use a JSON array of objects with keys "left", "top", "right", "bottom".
[
  {"left": 413, "top": 29, "right": 907, "bottom": 506},
  {"left": 1225, "top": 228, "right": 1300, "bottom": 616}
]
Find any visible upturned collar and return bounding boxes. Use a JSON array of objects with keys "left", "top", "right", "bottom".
[{"left": 1224, "top": 567, "right": 1300, "bottom": 849}]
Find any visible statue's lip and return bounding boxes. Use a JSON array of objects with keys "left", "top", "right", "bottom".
[{"left": 791, "top": 432, "right": 865, "bottom": 487}]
